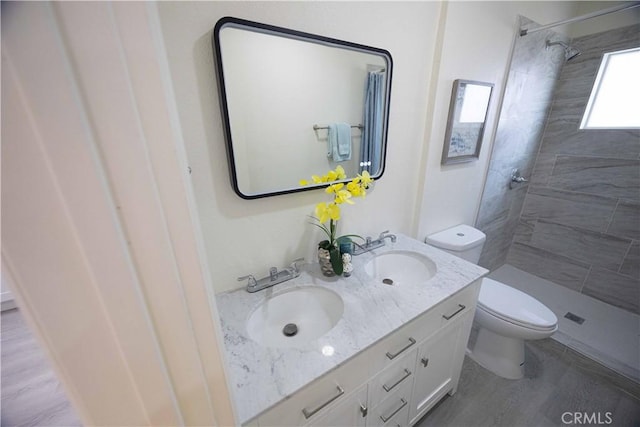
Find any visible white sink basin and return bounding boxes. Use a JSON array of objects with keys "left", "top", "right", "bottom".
[
  {"left": 246, "top": 286, "right": 344, "bottom": 348},
  {"left": 365, "top": 250, "right": 437, "bottom": 286}
]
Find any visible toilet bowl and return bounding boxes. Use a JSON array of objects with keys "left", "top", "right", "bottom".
[
  {"left": 472, "top": 278, "right": 557, "bottom": 379},
  {"left": 425, "top": 225, "right": 558, "bottom": 379}
]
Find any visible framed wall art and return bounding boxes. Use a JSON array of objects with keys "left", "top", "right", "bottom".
[{"left": 441, "top": 79, "right": 493, "bottom": 165}]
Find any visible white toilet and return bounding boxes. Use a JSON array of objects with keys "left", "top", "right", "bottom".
[{"left": 426, "top": 224, "right": 557, "bottom": 380}]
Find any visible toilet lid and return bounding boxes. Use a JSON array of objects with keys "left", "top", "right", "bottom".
[{"left": 478, "top": 278, "right": 557, "bottom": 330}]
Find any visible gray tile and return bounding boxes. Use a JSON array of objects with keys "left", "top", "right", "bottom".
[
  {"left": 507, "top": 242, "right": 590, "bottom": 292},
  {"left": 564, "top": 338, "right": 640, "bottom": 389},
  {"left": 476, "top": 193, "right": 509, "bottom": 230},
  {"left": 539, "top": 127, "right": 640, "bottom": 159},
  {"left": 420, "top": 337, "right": 639, "bottom": 427},
  {"left": 563, "top": 345, "right": 640, "bottom": 399},
  {"left": 510, "top": 24, "right": 566, "bottom": 78},
  {"left": 513, "top": 218, "right": 535, "bottom": 244},
  {"left": 529, "top": 153, "right": 555, "bottom": 186},
  {"left": 620, "top": 241, "right": 640, "bottom": 280},
  {"left": 521, "top": 186, "right": 617, "bottom": 232},
  {"left": 523, "top": 339, "right": 571, "bottom": 385},
  {"left": 530, "top": 220, "right": 631, "bottom": 271},
  {"left": 541, "top": 365, "right": 623, "bottom": 424},
  {"left": 608, "top": 200, "right": 640, "bottom": 241},
  {"left": 545, "top": 97, "right": 588, "bottom": 128},
  {"left": 582, "top": 267, "right": 640, "bottom": 314},
  {"left": 479, "top": 216, "right": 520, "bottom": 271},
  {"left": 549, "top": 156, "right": 640, "bottom": 201},
  {"left": 613, "top": 394, "right": 640, "bottom": 427},
  {"left": 477, "top": 222, "right": 508, "bottom": 270},
  {"left": 553, "top": 75, "right": 596, "bottom": 101},
  {"left": 508, "top": 183, "right": 529, "bottom": 219}
]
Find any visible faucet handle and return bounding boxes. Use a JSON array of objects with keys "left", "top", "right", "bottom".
[
  {"left": 378, "top": 230, "right": 391, "bottom": 239},
  {"left": 238, "top": 274, "right": 257, "bottom": 287},
  {"left": 289, "top": 257, "right": 305, "bottom": 273}
]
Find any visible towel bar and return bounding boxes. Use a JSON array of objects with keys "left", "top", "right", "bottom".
[{"left": 313, "top": 124, "right": 363, "bottom": 131}]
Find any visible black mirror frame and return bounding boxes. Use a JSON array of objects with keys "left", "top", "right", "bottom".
[{"left": 212, "top": 16, "right": 393, "bottom": 199}]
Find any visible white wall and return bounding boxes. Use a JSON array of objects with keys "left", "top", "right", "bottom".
[
  {"left": 416, "top": 1, "right": 578, "bottom": 239},
  {"left": 157, "top": 1, "right": 441, "bottom": 293},
  {"left": 157, "top": 2, "right": 581, "bottom": 294}
]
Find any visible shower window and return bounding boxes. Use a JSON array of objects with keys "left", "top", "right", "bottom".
[{"left": 580, "top": 47, "right": 640, "bottom": 129}]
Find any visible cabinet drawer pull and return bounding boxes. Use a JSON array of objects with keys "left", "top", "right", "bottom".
[
  {"left": 421, "top": 357, "right": 429, "bottom": 367},
  {"left": 382, "top": 368, "right": 412, "bottom": 392},
  {"left": 385, "top": 337, "right": 416, "bottom": 360},
  {"left": 301, "top": 385, "right": 344, "bottom": 419},
  {"left": 379, "top": 398, "right": 407, "bottom": 423},
  {"left": 443, "top": 304, "right": 466, "bottom": 320},
  {"left": 360, "top": 404, "right": 367, "bottom": 418}
]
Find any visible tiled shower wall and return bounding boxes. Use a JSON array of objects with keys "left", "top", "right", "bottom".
[
  {"left": 507, "top": 23, "right": 640, "bottom": 315},
  {"left": 476, "top": 17, "right": 567, "bottom": 270}
]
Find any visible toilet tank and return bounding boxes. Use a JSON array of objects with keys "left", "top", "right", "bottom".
[{"left": 425, "top": 224, "right": 486, "bottom": 264}]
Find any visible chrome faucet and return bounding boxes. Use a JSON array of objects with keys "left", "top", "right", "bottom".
[
  {"left": 352, "top": 230, "right": 397, "bottom": 256},
  {"left": 238, "top": 258, "right": 304, "bottom": 293}
]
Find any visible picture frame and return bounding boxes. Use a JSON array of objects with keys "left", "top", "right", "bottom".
[{"left": 441, "top": 79, "right": 494, "bottom": 165}]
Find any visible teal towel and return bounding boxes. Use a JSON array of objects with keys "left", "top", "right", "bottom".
[{"left": 328, "top": 123, "right": 352, "bottom": 162}]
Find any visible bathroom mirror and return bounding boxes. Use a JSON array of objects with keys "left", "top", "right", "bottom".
[
  {"left": 441, "top": 79, "right": 493, "bottom": 165},
  {"left": 213, "top": 17, "right": 393, "bottom": 199}
]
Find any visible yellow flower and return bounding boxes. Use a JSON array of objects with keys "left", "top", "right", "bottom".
[
  {"left": 335, "top": 165, "right": 346, "bottom": 180},
  {"left": 316, "top": 202, "right": 341, "bottom": 222},
  {"left": 325, "top": 170, "right": 338, "bottom": 181},
  {"left": 312, "top": 175, "right": 324, "bottom": 184},
  {"left": 346, "top": 180, "right": 365, "bottom": 197},
  {"left": 325, "top": 183, "right": 344, "bottom": 194},
  {"left": 328, "top": 203, "right": 340, "bottom": 220},
  {"left": 299, "top": 179, "right": 309, "bottom": 186},
  {"left": 335, "top": 189, "right": 355, "bottom": 205},
  {"left": 315, "top": 202, "right": 330, "bottom": 223},
  {"left": 358, "top": 171, "right": 374, "bottom": 188}
]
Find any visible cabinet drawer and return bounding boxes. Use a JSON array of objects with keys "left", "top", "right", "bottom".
[
  {"left": 369, "top": 347, "right": 416, "bottom": 408},
  {"left": 259, "top": 351, "right": 369, "bottom": 426},
  {"left": 438, "top": 280, "right": 479, "bottom": 327},
  {"left": 308, "top": 384, "right": 368, "bottom": 427},
  {"left": 368, "top": 310, "right": 439, "bottom": 377},
  {"left": 369, "top": 386, "right": 411, "bottom": 427}
]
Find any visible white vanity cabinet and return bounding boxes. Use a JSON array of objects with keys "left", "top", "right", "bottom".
[
  {"left": 255, "top": 280, "right": 480, "bottom": 427},
  {"left": 408, "top": 312, "right": 470, "bottom": 424},
  {"left": 310, "top": 384, "right": 368, "bottom": 427}
]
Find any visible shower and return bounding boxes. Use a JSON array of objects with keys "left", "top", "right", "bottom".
[
  {"left": 546, "top": 39, "right": 581, "bottom": 61},
  {"left": 478, "top": 12, "right": 640, "bottom": 383}
]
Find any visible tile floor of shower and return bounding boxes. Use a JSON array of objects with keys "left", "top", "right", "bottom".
[{"left": 489, "top": 264, "right": 640, "bottom": 384}]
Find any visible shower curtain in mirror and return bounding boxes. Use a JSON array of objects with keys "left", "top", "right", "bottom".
[{"left": 361, "top": 71, "right": 384, "bottom": 174}]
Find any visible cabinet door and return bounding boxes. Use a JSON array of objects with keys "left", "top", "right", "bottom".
[
  {"left": 408, "top": 319, "right": 463, "bottom": 425},
  {"left": 308, "top": 384, "right": 368, "bottom": 427}
]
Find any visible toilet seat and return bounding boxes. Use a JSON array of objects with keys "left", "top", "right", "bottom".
[{"left": 478, "top": 278, "right": 557, "bottom": 331}]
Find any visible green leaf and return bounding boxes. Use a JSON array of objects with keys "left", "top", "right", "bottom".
[{"left": 329, "top": 246, "right": 343, "bottom": 275}]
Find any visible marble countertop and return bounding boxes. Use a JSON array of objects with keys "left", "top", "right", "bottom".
[{"left": 215, "top": 234, "right": 488, "bottom": 424}]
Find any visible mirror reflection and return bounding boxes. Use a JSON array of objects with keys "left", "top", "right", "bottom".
[{"left": 213, "top": 17, "right": 393, "bottom": 199}]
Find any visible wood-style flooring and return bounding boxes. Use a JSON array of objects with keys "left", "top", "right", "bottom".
[
  {"left": 1, "top": 309, "right": 81, "bottom": 427},
  {"left": 417, "top": 337, "right": 640, "bottom": 427}
]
